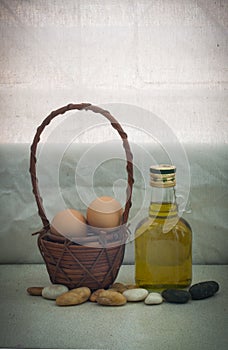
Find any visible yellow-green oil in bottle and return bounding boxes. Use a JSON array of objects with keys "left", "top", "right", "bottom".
[{"left": 135, "top": 165, "right": 192, "bottom": 291}]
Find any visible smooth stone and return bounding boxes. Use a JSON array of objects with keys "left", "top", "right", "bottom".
[
  {"left": 109, "top": 283, "right": 127, "bottom": 293},
  {"left": 89, "top": 289, "right": 106, "bottom": 302},
  {"left": 125, "top": 284, "right": 138, "bottom": 290},
  {"left": 27, "top": 287, "right": 44, "bottom": 296},
  {"left": 162, "top": 289, "right": 191, "bottom": 304},
  {"left": 189, "top": 281, "right": 219, "bottom": 300},
  {"left": 97, "top": 290, "right": 127, "bottom": 306},
  {"left": 42, "top": 284, "right": 69, "bottom": 300},
  {"left": 123, "top": 288, "right": 149, "bottom": 301},
  {"left": 56, "top": 287, "right": 91, "bottom": 306},
  {"left": 144, "top": 292, "right": 163, "bottom": 305}
]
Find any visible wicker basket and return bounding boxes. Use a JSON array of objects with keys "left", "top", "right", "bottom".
[{"left": 29, "top": 103, "right": 134, "bottom": 290}]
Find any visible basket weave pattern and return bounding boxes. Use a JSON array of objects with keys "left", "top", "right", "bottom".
[{"left": 30, "top": 103, "right": 134, "bottom": 290}]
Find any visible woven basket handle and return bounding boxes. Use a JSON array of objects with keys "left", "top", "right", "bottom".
[{"left": 30, "top": 103, "right": 134, "bottom": 230}]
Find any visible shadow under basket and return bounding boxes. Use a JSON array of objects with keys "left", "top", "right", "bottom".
[
  {"left": 37, "top": 226, "right": 128, "bottom": 290},
  {"left": 30, "top": 103, "right": 134, "bottom": 291}
]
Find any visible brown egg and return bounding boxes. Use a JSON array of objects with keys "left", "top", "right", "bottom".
[
  {"left": 50, "top": 209, "right": 87, "bottom": 238},
  {"left": 87, "top": 196, "right": 123, "bottom": 229}
]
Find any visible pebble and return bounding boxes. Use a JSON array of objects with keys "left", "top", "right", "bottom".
[
  {"left": 109, "top": 283, "right": 127, "bottom": 293},
  {"left": 162, "top": 289, "right": 191, "bottom": 304},
  {"left": 42, "top": 284, "right": 69, "bottom": 300},
  {"left": 97, "top": 290, "right": 127, "bottom": 306},
  {"left": 56, "top": 287, "right": 91, "bottom": 306},
  {"left": 109, "top": 283, "right": 139, "bottom": 293},
  {"left": 89, "top": 289, "right": 105, "bottom": 302},
  {"left": 126, "top": 284, "right": 138, "bottom": 290},
  {"left": 189, "top": 281, "right": 219, "bottom": 300},
  {"left": 123, "top": 288, "right": 149, "bottom": 302},
  {"left": 27, "top": 287, "right": 44, "bottom": 296},
  {"left": 144, "top": 292, "right": 163, "bottom": 305}
]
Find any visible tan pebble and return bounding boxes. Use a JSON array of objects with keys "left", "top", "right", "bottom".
[
  {"left": 109, "top": 282, "right": 127, "bottom": 293},
  {"left": 56, "top": 287, "right": 91, "bottom": 306},
  {"left": 126, "top": 284, "right": 138, "bottom": 290},
  {"left": 70, "top": 286, "right": 91, "bottom": 297},
  {"left": 89, "top": 289, "right": 105, "bottom": 302},
  {"left": 97, "top": 290, "right": 127, "bottom": 306},
  {"left": 27, "top": 287, "right": 44, "bottom": 296}
]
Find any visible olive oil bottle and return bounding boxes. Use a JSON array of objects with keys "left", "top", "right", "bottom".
[{"left": 135, "top": 165, "right": 192, "bottom": 290}]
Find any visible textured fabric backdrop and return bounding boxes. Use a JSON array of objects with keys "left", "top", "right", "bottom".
[{"left": 0, "top": 143, "right": 227, "bottom": 264}]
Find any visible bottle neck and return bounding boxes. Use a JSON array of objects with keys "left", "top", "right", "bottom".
[{"left": 149, "top": 186, "right": 178, "bottom": 219}]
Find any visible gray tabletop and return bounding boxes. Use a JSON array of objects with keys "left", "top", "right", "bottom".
[{"left": 0, "top": 264, "right": 227, "bottom": 350}]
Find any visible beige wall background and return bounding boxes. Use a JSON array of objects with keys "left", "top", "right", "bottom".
[{"left": 0, "top": 0, "right": 227, "bottom": 144}]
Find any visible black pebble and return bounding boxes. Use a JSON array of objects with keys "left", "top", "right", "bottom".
[
  {"left": 189, "top": 281, "right": 219, "bottom": 300},
  {"left": 162, "top": 289, "right": 191, "bottom": 304}
]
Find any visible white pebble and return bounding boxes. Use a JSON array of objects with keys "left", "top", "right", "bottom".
[
  {"left": 144, "top": 292, "right": 163, "bottom": 305},
  {"left": 42, "top": 284, "right": 69, "bottom": 300},
  {"left": 123, "top": 288, "right": 149, "bottom": 301}
]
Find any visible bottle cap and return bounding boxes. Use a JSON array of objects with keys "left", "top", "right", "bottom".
[{"left": 150, "top": 164, "right": 176, "bottom": 188}]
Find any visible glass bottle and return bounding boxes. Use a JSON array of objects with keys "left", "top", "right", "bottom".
[{"left": 135, "top": 164, "right": 192, "bottom": 291}]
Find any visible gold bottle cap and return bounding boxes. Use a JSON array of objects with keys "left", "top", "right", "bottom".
[{"left": 150, "top": 164, "right": 176, "bottom": 188}]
